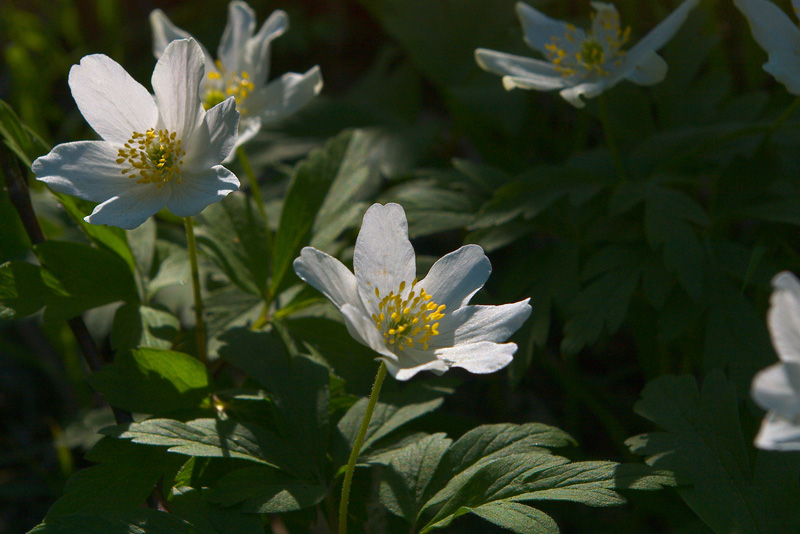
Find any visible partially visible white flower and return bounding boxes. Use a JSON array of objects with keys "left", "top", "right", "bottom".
[
  {"left": 151, "top": 1, "right": 323, "bottom": 153},
  {"left": 475, "top": 0, "right": 700, "bottom": 108},
  {"left": 293, "top": 203, "right": 532, "bottom": 381},
  {"left": 734, "top": 0, "right": 800, "bottom": 95},
  {"left": 32, "top": 39, "right": 240, "bottom": 230},
  {"left": 752, "top": 272, "right": 800, "bottom": 451}
]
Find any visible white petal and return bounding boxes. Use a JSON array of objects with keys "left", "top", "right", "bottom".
[
  {"left": 247, "top": 66, "right": 323, "bottom": 125},
  {"left": 768, "top": 271, "right": 800, "bottom": 362},
  {"left": 752, "top": 362, "right": 800, "bottom": 416},
  {"left": 293, "top": 247, "right": 360, "bottom": 310},
  {"left": 165, "top": 165, "right": 239, "bottom": 217},
  {"left": 387, "top": 350, "right": 450, "bottom": 381},
  {"left": 32, "top": 141, "right": 136, "bottom": 202},
  {"left": 622, "top": 0, "right": 700, "bottom": 75},
  {"left": 246, "top": 10, "right": 290, "bottom": 87},
  {"left": 152, "top": 39, "right": 205, "bottom": 139},
  {"left": 218, "top": 1, "right": 257, "bottom": 76},
  {"left": 68, "top": 55, "right": 157, "bottom": 145},
  {"left": 432, "top": 299, "right": 532, "bottom": 349},
  {"left": 754, "top": 412, "right": 800, "bottom": 451},
  {"left": 149, "top": 9, "right": 216, "bottom": 76},
  {"left": 84, "top": 184, "right": 170, "bottom": 230},
  {"left": 558, "top": 79, "right": 612, "bottom": 108},
  {"left": 516, "top": 1, "right": 584, "bottom": 55},
  {"left": 475, "top": 49, "right": 569, "bottom": 90},
  {"left": 419, "top": 244, "right": 491, "bottom": 310},
  {"left": 590, "top": 3, "right": 622, "bottom": 50},
  {"left": 353, "top": 203, "right": 416, "bottom": 313},
  {"left": 340, "top": 303, "right": 397, "bottom": 361},
  {"left": 624, "top": 50, "right": 668, "bottom": 85},
  {"left": 228, "top": 117, "right": 262, "bottom": 159},
  {"left": 734, "top": 0, "right": 800, "bottom": 94},
  {"left": 434, "top": 341, "right": 517, "bottom": 374},
  {"left": 184, "top": 96, "right": 239, "bottom": 172}
]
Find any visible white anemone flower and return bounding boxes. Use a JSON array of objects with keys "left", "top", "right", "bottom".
[
  {"left": 475, "top": 0, "right": 700, "bottom": 108},
  {"left": 150, "top": 1, "right": 323, "bottom": 153},
  {"left": 31, "top": 39, "right": 240, "bottom": 230},
  {"left": 293, "top": 203, "right": 532, "bottom": 381},
  {"left": 734, "top": 0, "right": 800, "bottom": 95},
  {"left": 752, "top": 272, "right": 800, "bottom": 451}
]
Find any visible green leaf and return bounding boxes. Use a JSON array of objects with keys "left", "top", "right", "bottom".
[
  {"left": 103, "top": 418, "right": 303, "bottom": 472},
  {"left": 335, "top": 391, "right": 444, "bottom": 469},
  {"left": 216, "top": 328, "right": 331, "bottom": 477},
  {"left": 380, "top": 433, "right": 452, "bottom": 522},
  {"left": 168, "top": 486, "right": 263, "bottom": 534},
  {"left": 271, "top": 130, "right": 354, "bottom": 293},
  {"left": 0, "top": 98, "right": 48, "bottom": 166},
  {"left": 208, "top": 465, "right": 327, "bottom": 513},
  {"left": 109, "top": 304, "right": 180, "bottom": 354},
  {"left": 0, "top": 260, "right": 54, "bottom": 317},
  {"left": 88, "top": 348, "right": 209, "bottom": 414},
  {"left": 562, "top": 246, "right": 641, "bottom": 354},
  {"left": 421, "top": 453, "right": 674, "bottom": 532},
  {"left": 627, "top": 371, "right": 800, "bottom": 534},
  {"left": 34, "top": 240, "right": 138, "bottom": 321},
  {"left": 45, "top": 437, "right": 185, "bottom": 520},
  {"left": 30, "top": 509, "right": 194, "bottom": 534},
  {"left": 196, "top": 192, "right": 270, "bottom": 297},
  {"left": 423, "top": 423, "right": 576, "bottom": 515},
  {"left": 127, "top": 218, "right": 157, "bottom": 279},
  {"left": 467, "top": 502, "right": 559, "bottom": 534}
]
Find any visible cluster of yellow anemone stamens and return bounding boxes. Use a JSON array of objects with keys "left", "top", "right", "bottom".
[
  {"left": 117, "top": 128, "right": 185, "bottom": 186},
  {"left": 372, "top": 280, "right": 446, "bottom": 352},
  {"left": 204, "top": 59, "right": 255, "bottom": 111},
  {"left": 544, "top": 11, "right": 631, "bottom": 77}
]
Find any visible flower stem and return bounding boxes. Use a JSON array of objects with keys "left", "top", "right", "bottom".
[
  {"left": 597, "top": 93, "right": 627, "bottom": 181},
  {"left": 339, "top": 361, "right": 388, "bottom": 534},
  {"left": 184, "top": 216, "right": 208, "bottom": 365},
  {"left": 237, "top": 146, "right": 271, "bottom": 242}
]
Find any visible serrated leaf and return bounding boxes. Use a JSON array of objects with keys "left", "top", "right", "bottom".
[
  {"left": 30, "top": 509, "right": 194, "bottom": 534},
  {"left": 34, "top": 240, "right": 138, "bottom": 321},
  {"left": 628, "top": 371, "right": 800, "bottom": 534},
  {"left": 562, "top": 246, "right": 641, "bottom": 354},
  {"left": 467, "top": 501, "right": 559, "bottom": 534},
  {"left": 88, "top": 348, "right": 209, "bottom": 414},
  {"left": 196, "top": 192, "right": 270, "bottom": 297},
  {"left": 271, "top": 130, "right": 354, "bottom": 293},
  {"left": 45, "top": 438, "right": 183, "bottom": 521},
  {"left": 380, "top": 433, "right": 452, "bottom": 522},
  {"left": 103, "top": 418, "right": 305, "bottom": 475},
  {"left": 421, "top": 453, "right": 674, "bottom": 532},
  {"left": 168, "top": 486, "right": 263, "bottom": 534},
  {"left": 208, "top": 466, "right": 326, "bottom": 513}
]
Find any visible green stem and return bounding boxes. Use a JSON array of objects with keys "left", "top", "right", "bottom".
[
  {"left": 339, "top": 361, "right": 388, "bottom": 534},
  {"left": 597, "top": 93, "right": 627, "bottom": 181},
  {"left": 237, "top": 146, "right": 270, "bottom": 237},
  {"left": 184, "top": 216, "right": 208, "bottom": 365}
]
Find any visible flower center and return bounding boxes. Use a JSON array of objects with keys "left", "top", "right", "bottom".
[
  {"left": 544, "top": 10, "right": 630, "bottom": 77},
  {"left": 371, "top": 280, "right": 446, "bottom": 352},
  {"left": 203, "top": 60, "right": 255, "bottom": 112},
  {"left": 116, "top": 128, "right": 185, "bottom": 187}
]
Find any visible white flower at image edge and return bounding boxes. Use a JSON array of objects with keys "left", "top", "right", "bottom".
[
  {"left": 752, "top": 272, "right": 800, "bottom": 451},
  {"left": 32, "top": 39, "right": 240, "bottom": 230},
  {"left": 734, "top": 0, "right": 800, "bottom": 95},
  {"left": 150, "top": 1, "right": 323, "bottom": 154},
  {"left": 293, "top": 203, "right": 532, "bottom": 381},
  {"left": 475, "top": 0, "right": 700, "bottom": 108}
]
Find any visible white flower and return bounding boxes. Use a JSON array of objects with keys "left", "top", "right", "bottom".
[
  {"left": 31, "top": 39, "right": 240, "bottom": 230},
  {"left": 293, "top": 203, "right": 532, "bottom": 381},
  {"left": 150, "top": 1, "right": 323, "bottom": 152},
  {"left": 734, "top": 0, "right": 800, "bottom": 95},
  {"left": 752, "top": 272, "right": 800, "bottom": 451},
  {"left": 475, "top": 0, "right": 700, "bottom": 108}
]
